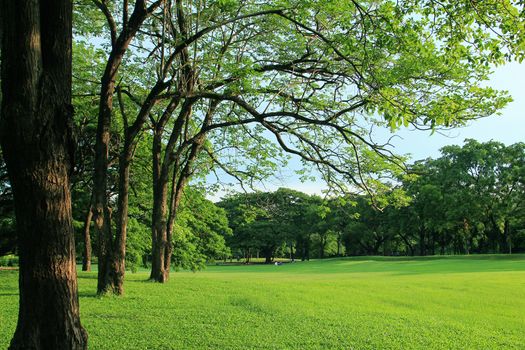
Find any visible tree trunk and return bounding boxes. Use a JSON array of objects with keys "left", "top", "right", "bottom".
[
  {"left": 504, "top": 219, "right": 511, "bottom": 254},
  {"left": 110, "top": 142, "right": 133, "bottom": 294},
  {"left": 319, "top": 235, "right": 326, "bottom": 259},
  {"left": 150, "top": 166, "right": 170, "bottom": 282},
  {"left": 82, "top": 205, "right": 93, "bottom": 271},
  {"left": 149, "top": 98, "right": 210, "bottom": 282},
  {"left": 398, "top": 233, "right": 414, "bottom": 256},
  {"left": 419, "top": 228, "right": 426, "bottom": 256},
  {"left": 92, "top": 49, "right": 119, "bottom": 295},
  {"left": 302, "top": 236, "right": 311, "bottom": 261},
  {"left": 336, "top": 232, "right": 342, "bottom": 256},
  {"left": 90, "top": 1, "right": 159, "bottom": 295},
  {"left": 0, "top": 1, "right": 88, "bottom": 348}
]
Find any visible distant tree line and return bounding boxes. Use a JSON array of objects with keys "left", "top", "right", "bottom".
[
  {"left": 219, "top": 140, "right": 525, "bottom": 261},
  {"left": 2, "top": 138, "right": 523, "bottom": 269}
]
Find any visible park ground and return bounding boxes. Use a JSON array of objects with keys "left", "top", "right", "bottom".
[{"left": 1, "top": 255, "right": 524, "bottom": 349}]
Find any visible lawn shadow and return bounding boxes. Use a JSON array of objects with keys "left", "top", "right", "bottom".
[
  {"left": 78, "top": 292, "right": 101, "bottom": 299},
  {"left": 77, "top": 274, "right": 98, "bottom": 280}
]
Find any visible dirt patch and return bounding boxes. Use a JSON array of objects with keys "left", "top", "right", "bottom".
[{"left": 0, "top": 267, "right": 18, "bottom": 271}]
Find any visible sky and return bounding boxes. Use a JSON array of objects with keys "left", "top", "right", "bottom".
[
  {"left": 388, "top": 62, "right": 525, "bottom": 160},
  {"left": 207, "top": 62, "right": 525, "bottom": 200}
]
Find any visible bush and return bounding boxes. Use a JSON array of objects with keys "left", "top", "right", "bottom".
[{"left": 0, "top": 254, "right": 18, "bottom": 267}]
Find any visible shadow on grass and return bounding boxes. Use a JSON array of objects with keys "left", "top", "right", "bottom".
[
  {"left": 78, "top": 292, "right": 101, "bottom": 298},
  {"left": 78, "top": 274, "right": 98, "bottom": 280}
]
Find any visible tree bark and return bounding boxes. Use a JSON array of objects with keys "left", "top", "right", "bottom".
[
  {"left": 149, "top": 98, "right": 212, "bottom": 283},
  {"left": 111, "top": 141, "right": 133, "bottom": 293},
  {"left": 150, "top": 169, "right": 170, "bottom": 282},
  {"left": 82, "top": 205, "right": 93, "bottom": 271},
  {"left": 0, "top": 1, "right": 88, "bottom": 348}
]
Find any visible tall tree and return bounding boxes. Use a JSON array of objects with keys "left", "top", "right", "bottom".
[
  {"left": 78, "top": 0, "right": 522, "bottom": 286},
  {"left": 0, "top": 1, "right": 87, "bottom": 348},
  {"left": 141, "top": 0, "right": 513, "bottom": 279},
  {"left": 79, "top": 0, "right": 163, "bottom": 294}
]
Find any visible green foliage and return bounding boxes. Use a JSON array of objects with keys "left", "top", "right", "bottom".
[
  {"left": 172, "top": 189, "right": 232, "bottom": 270},
  {"left": 125, "top": 218, "right": 151, "bottom": 273},
  {"left": 220, "top": 188, "right": 315, "bottom": 261},
  {"left": 0, "top": 255, "right": 17, "bottom": 267},
  {"left": 72, "top": 0, "right": 522, "bottom": 202}
]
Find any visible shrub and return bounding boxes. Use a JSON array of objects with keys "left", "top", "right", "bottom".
[{"left": 0, "top": 254, "right": 18, "bottom": 267}]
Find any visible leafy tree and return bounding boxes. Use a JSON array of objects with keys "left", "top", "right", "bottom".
[
  {"left": 391, "top": 140, "right": 525, "bottom": 255},
  {"left": 78, "top": 0, "right": 521, "bottom": 289},
  {"left": 220, "top": 188, "right": 309, "bottom": 263},
  {"left": 175, "top": 189, "right": 232, "bottom": 266}
]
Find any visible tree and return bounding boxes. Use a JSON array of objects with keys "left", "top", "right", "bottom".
[
  {"left": 173, "top": 189, "right": 232, "bottom": 268},
  {"left": 80, "top": 0, "right": 164, "bottom": 294},
  {"left": 142, "top": 0, "right": 514, "bottom": 276},
  {"left": 0, "top": 1, "right": 87, "bottom": 348},
  {"left": 220, "top": 188, "right": 307, "bottom": 263},
  {"left": 79, "top": 0, "right": 520, "bottom": 287},
  {"left": 435, "top": 140, "right": 525, "bottom": 253},
  {"left": 392, "top": 140, "right": 525, "bottom": 256}
]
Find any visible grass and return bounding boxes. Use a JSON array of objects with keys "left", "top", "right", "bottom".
[{"left": 1, "top": 255, "right": 524, "bottom": 349}]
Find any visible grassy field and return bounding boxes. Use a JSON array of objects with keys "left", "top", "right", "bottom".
[{"left": 1, "top": 255, "right": 524, "bottom": 349}]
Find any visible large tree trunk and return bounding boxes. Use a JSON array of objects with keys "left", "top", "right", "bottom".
[
  {"left": 149, "top": 98, "right": 207, "bottom": 283},
  {"left": 0, "top": 1, "right": 88, "bottom": 348}
]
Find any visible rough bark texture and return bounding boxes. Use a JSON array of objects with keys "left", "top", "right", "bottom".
[{"left": 0, "top": 1, "right": 88, "bottom": 348}]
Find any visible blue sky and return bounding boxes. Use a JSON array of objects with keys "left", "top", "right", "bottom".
[
  {"left": 389, "top": 62, "right": 525, "bottom": 161},
  {"left": 208, "top": 62, "right": 524, "bottom": 199}
]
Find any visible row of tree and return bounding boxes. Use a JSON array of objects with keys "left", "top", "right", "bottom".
[
  {"left": 66, "top": 0, "right": 519, "bottom": 296},
  {"left": 4, "top": 138, "right": 522, "bottom": 266},
  {"left": 219, "top": 140, "right": 525, "bottom": 262}
]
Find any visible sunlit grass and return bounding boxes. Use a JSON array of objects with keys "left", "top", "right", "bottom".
[{"left": 1, "top": 255, "right": 524, "bottom": 349}]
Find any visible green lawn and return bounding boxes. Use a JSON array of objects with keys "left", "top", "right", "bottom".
[{"left": 1, "top": 255, "right": 524, "bottom": 349}]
